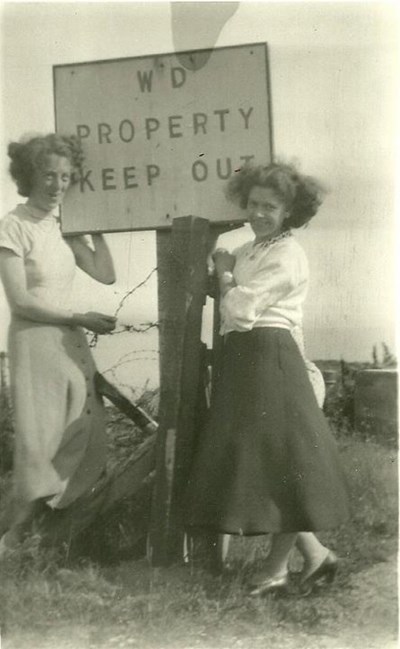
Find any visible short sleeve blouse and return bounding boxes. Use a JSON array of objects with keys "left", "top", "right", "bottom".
[
  {"left": 0, "top": 210, "right": 30, "bottom": 257},
  {"left": 0, "top": 204, "right": 76, "bottom": 309}
]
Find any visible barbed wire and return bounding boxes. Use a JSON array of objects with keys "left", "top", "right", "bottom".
[
  {"left": 87, "top": 267, "right": 159, "bottom": 347},
  {"left": 103, "top": 355, "right": 159, "bottom": 374},
  {"left": 103, "top": 348, "right": 159, "bottom": 371},
  {"left": 114, "top": 266, "right": 158, "bottom": 319},
  {"left": 110, "top": 321, "right": 159, "bottom": 336},
  {"left": 100, "top": 367, "right": 155, "bottom": 400},
  {"left": 87, "top": 320, "right": 160, "bottom": 347}
]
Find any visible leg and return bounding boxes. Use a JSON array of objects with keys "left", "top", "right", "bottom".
[
  {"left": 264, "top": 532, "right": 297, "bottom": 577},
  {"left": 217, "top": 534, "right": 231, "bottom": 564},
  {"left": 209, "top": 535, "right": 231, "bottom": 574},
  {"left": 296, "top": 532, "right": 330, "bottom": 576},
  {"left": 249, "top": 532, "right": 297, "bottom": 595},
  {"left": 251, "top": 532, "right": 297, "bottom": 584},
  {"left": 296, "top": 532, "right": 338, "bottom": 583}
]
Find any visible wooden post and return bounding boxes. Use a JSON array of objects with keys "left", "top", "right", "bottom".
[
  {"left": 205, "top": 224, "right": 241, "bottom": 567},
  {"left": 149, "top": 215, "right": 210, "bottom": 566},
  {"left": 208, "top": 224, "right": 243, "bottom": 400}
]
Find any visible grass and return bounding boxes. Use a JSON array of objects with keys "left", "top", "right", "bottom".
[{"left": 0, "top": 430, "right": 397, "bottom": 649}]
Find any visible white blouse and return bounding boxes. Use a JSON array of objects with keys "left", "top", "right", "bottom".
[{"left": 220, "top": 233, "right": 309, "bottom": 335}]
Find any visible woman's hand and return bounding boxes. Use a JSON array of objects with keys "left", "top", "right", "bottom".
[
  {"left": 76, "top": 311, "right": 117, "bottom": 334},
  {"left": 211, "top": 248, "right": 237, "bottom": 297},
  {"left": 213, "top": 248, "right": 235, "bottom": 276}
]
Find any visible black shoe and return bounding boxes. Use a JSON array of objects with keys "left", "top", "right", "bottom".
[
  {"left": 248, "top": 573, "right": 289, "bottom": 597},
  {"left": 300, "top": 551, "right": 339, "bottom": 592}
]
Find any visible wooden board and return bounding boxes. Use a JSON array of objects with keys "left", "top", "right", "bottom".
[{"left": 53, "top": 43, "right": 272, "bottom": 233}]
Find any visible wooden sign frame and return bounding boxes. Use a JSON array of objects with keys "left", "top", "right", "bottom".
[{"left": 53, "top": 42, "right": 273, "bottom": 234}]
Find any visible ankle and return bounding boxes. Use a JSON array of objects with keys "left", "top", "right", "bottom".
[
  {"left": 253, "top": 565, "right": 288, "bottom": 584},
  {"left": 303, "top": 547, "right": 329, "bottom": 568}
]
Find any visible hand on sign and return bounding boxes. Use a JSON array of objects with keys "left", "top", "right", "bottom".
[{"left": 212, "top": 248, "right": 235, "bottom": 276}]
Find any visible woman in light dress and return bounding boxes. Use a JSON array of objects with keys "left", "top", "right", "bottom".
[
  {"left": 185, "top": 163, "right": 349, "bottom": 594},
  {"left": 0, "top": 133, "right": 116, "bottom": 555}
]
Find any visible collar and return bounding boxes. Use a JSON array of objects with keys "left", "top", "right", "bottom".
[
  {"left": 253, "top": 229, "right": 292, "bottom": 249},
  {"left": 22, "top": 203, "right": 56, "bottom": 221}
]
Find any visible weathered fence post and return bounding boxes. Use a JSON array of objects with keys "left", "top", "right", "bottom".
[{"left": 149, "top": 215, "right": 210, "bottom": 566}]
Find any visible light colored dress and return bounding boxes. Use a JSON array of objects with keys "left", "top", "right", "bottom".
[{"left": 0, "top": 204, "right": 106, "bottom": 512}]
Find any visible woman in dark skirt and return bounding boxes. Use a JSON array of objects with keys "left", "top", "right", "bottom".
[{"left": 185, "top": 162, "right": 349, "bottom": 595}]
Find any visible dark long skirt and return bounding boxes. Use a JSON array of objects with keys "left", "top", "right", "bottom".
[{"left": 185, "top": 328, "right": 350, "bottom": 534}]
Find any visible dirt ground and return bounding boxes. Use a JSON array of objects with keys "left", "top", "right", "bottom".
[{"left": 299, "top": 553, "right": 398, "bottom": 649}]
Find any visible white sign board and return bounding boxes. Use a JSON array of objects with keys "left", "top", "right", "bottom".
[{"left": 54, "top": 43, "right": 272, "bottom": 234}]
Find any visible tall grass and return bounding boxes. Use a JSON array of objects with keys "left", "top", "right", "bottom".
[{"left": 0, "top": 432, "right": 397, "bottom": 649}]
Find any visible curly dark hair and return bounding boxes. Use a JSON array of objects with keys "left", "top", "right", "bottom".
[
  {"left": 225, "top": 162, "right": 326, "bottom": 228},
  {"left": 8, "top": 133, "right": 85, "bottom": 197}
]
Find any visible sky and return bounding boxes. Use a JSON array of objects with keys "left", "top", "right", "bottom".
[{"left": 0, "top": 0, "right": 398, "bottom": 393}]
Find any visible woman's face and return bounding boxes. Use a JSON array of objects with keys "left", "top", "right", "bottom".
[
  {"left": 29, "top": 154, "right": 72, "bottom": 212},
  {"left": 247, "top": 185, "right": 289, "bottom": 242}
]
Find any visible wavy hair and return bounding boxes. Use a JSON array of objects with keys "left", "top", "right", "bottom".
[
  {"left": 8, "top": 133, "right": 85, "bottom": 197},
  {"left": 225, "top": 162, "right": 326, "bottom": 228}
]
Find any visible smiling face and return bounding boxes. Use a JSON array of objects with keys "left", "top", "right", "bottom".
[
  {"left": 247, "top": 185, "right": 290, "bottom": 242},
  {"left": 28, "top": 154, "right": 72, "bottom": 212}
]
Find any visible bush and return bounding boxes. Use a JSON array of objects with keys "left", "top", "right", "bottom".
[
  {"left": 322, "top": 343, "right": 397, "bottom": 435},
  {"left": 323, "top": 360, "right": 358, "bottom": 431}
]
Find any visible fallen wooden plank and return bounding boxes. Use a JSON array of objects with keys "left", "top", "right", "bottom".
[
  {"left": 39, "top": 433, "right": 156, "bottom": 549},
  {"left": 95, "top": 372, "right": 158, "bottom": 435}
]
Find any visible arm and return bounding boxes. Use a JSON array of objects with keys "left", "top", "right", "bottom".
[
  {"left": 0, "top": 249, "right": 116, "bottom": 333},
  {"left": 213, "top": 248, "right": 237, "bottom": 296},
  {"left": 66, "top": 233, "right": 116, "bottom": 284},
  {"left": 220, "top": 244, "right": 306, "bottom": 331}
]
